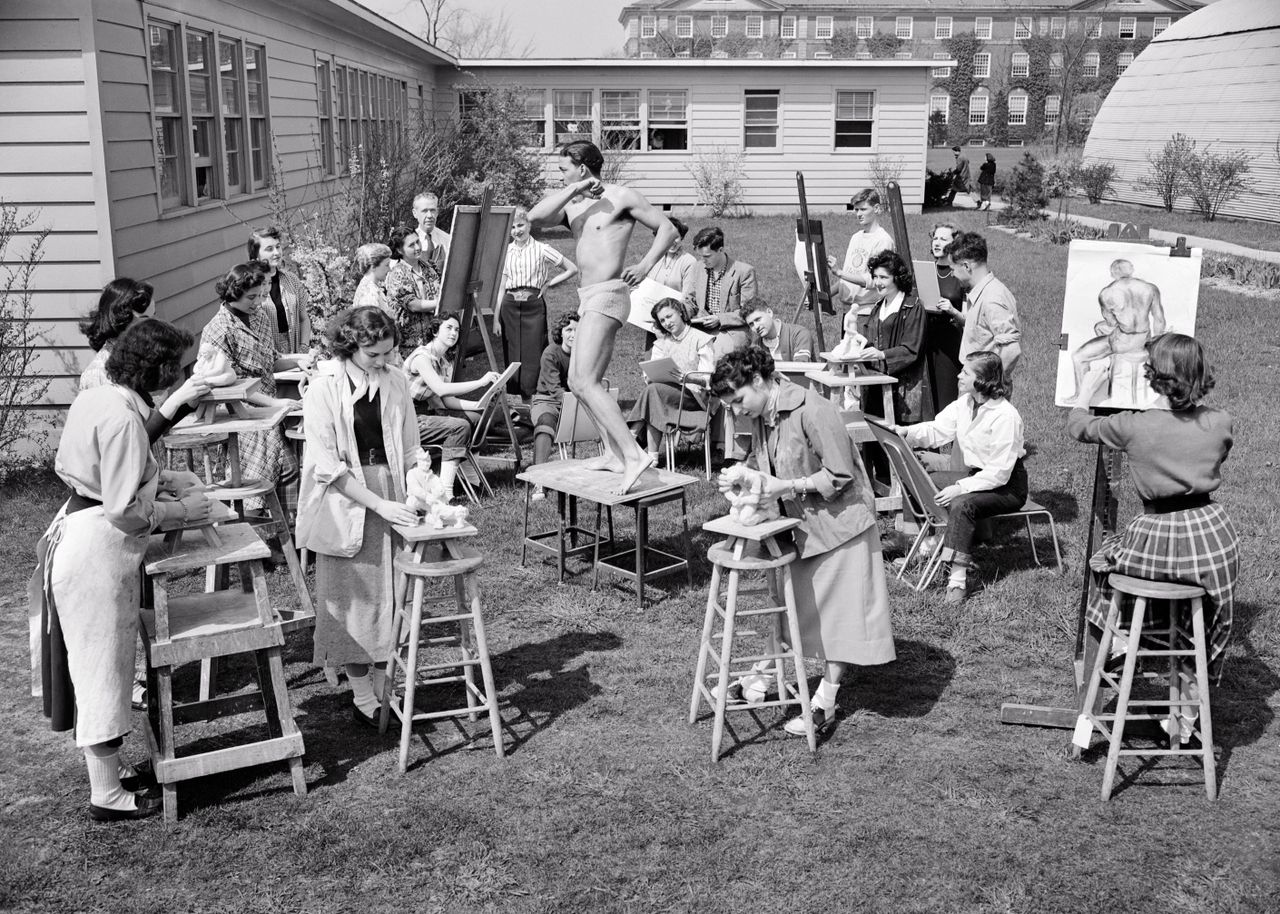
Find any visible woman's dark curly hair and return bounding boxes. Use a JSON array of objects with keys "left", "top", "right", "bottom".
[
  {"left": 387, "top": 224, "right": 418, "bottom": 258},
  {"left": 967, "top": 351, "right": 1009, "bottom": 400},
  {"left": 650, "top": 297, "right": 694, "bottom": 335},
  {"left": 105, "top": 319, "right": 192, "bottom": 393},
  {"left": 215, "top": 262, "right": 267, "bottom": 303},
  {"left": 1144, "top": 332, "right": 1214, "bottom": 410},
  {"left": 79, "top": 278, "right": 153, "bottom": 351},
  {"left": 867, "top": 250, "right": 914, "bottom": 296},
  {"left": 425, "top": 311, "right": 463, "bottom": 359},
  {"left": 326, "top": 306, "right": 399, "bottom": 359},
  {"left": 550, "top": 311, "right": 579, "bottom": 346},
  {"left": 710, "top": 345, "right": 775, "bottom": 398}
]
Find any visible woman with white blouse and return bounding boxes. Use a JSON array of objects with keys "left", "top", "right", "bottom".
[
  {"left": 351, "top": 243, "right": 394, "bottom": 316},
  {"left": 628, "top": 297, "right": 716, "bottom": 461}
]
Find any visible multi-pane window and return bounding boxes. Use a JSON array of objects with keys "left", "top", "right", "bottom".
[
  {"left": 935, "top": 16, "right": 952, "bottom": 40},
  {"left": 817, "top": 16, "right": 835, "bottom": 40},
  {"left": 316, "top": 60, "right": 334, "bottom": 175},
  {"left": 1075, "top": 101, "right": 1096, "bottom": 128},
  {"left": 1153, "top": 16, "right": 1170, "bottom": 37},
  {"left": 520, "top": 89, "right": 546, "bottom": 147},
  {"left": 553, "top": 90, "right": 593, "bottom": 144},
  {"left": 894, "top": 50, "right": 913, "bottom": 60},
  {"left": 1083, "top": 52, "right": 1100, "bottom": 77},
  {"left": 1007, "top": 91, "right": 1028, "bottom": 126},
  {"left": 640, "top": 15, "right": 656, "bottom": 39},
  {"left": 814, "top": 50, "right": 833, "bottom": 60},
  {"left": 1119, "top": 17, "right": 1136, "bottom": 39},
  {"left": 335, "top": 64, "right": 350, "bottom": 168},
  {"left": 834, "top": 90, "right": 874, "bottom": 148},
  {"left": 676, "top": 16, "right": 693, "bottom": 38},
  {"left": 1049, "top": 53, "right": 1063, "bottom": 77},
  {"left": 1086, "top": 18, "right": 1102, "bottom": 39},
  {"left": 780, "top": 16, "right": 796, "bottom": 39},
  {"left": 601, "top": 90, "right": 640, "bottom": 151},
  {"left": 743, "top": 89, "right": 779, "bottom": 149},
  {"left": 1050, "top": 17, "right": 1066, "bottom": 39},
  {"left": 1014, "top": 18, "right": 1032, "bottom": 39},
  {"left": 1011, "top": 52, "right": 1029, "bottom": 78},
  {"left": 711, "top": 16, "right": 728, "bottom": 38},
  {"left": 973, "top": 53, "right": 991, "bottom": 79},
  {"left": 648, "top": 89, "right": 687, "bottom": 150},
  {"left": 930, "top": 93, "right": 950, "bottom": 124},
  {"left": 676, "top": 48, "right": 691, "bottom": 58},
  {"left": 781, "top": 50, "right": 797, "bottom": 59},
  {"left": 746, "top": 15, "right": 763, "bottom": 39},
  {"left": 639, "top": 50, "right": 656, "bottom": 59},
  {"left": 895, "top": 17, "right": 913, "bottom": 40},
  {"left": 1044, "top": 94, "right": 1061, "bottom": 127},
  {"left": 968, "top": 92, "right": 988, "bottom": 126},
  {"left": 146, "top": 18, "right": 270, "bottom": 210},
  {"left": 1117, "top": 51, "right": 1134, "bottom": 74},
  {"left": 854, "top": 17, "right": 872, "bottom": 39},
  {"left": 932, "top": 53, "right": 952, "bottom": 78},
  {"left": 974, "top": 17, "right": 992, "bottom": 40},
  {"left": 747, "top": 50, "right": 764, "bottom": 59}
]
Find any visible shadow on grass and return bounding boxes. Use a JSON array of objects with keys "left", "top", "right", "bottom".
[{"left": 1029, "top": 487, "right": 1079, "bottom": 523}]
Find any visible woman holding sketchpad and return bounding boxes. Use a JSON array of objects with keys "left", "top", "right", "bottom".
[{"left": 628, "top": 297, "right": 716, "bottom": 462}]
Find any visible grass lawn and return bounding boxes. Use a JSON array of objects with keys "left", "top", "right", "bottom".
[
  {"left": 1049, "top": 199, "right": 1280, "bottom": 254},
  {"left": 3, "top": 211, "right": 1279, "bottom": 912}
]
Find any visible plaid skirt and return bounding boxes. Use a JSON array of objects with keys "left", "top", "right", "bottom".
[{"left": 1087, "top": 502, "right": 1239, "bottom": 669}]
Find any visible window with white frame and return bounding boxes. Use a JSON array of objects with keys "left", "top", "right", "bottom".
[
  {"left": 553, "top": 89, "right": 593, "bottom": 144},
  {"left": 649, "top": 89, "right": 687, "bottom": 150},
  {"left": 1011, "top": 52, "right": 1029, "bottom": 77},
  {"left": 854, "top": 51, "right": 872, "bottom": 59},
  {"left": 676, "top": 48, "right": 691, "bottom": 58},
  {"left": 1014, "top": 17, "right": 1031, "bottom": 39},
  {"left": 1075, "top": 100, "right": 1097, "bottom": 128},
  {"left": 1044, "top": 94, "right": 1061, "bottom": 126},
  {"left": 932, "top": 53, "right": 952, "bottom": 78},
  {"left": 711, "top": 50, "right": 728, "bottom": 59},
  {"left": 781, "top": 16, "right": 796, "bottom": 39},
  {"left": 781, "top": 50, "right": 797, "bottom": 59},
  {"left": 601, "top": 90, "right": 640, "bottom": 151},
  {"left": 746, "top": 15, "right": 763, "bottom": 39},
  {"left": 676, "top": 16, "right": 693, "bottom": 38},
  {"left": 817, "top": 16, "right": 835, "bottom": 40},
  {"left": 935, "top": 17, "right": 952, "bottom": 40},
  {"left": 968, "top": 91, "right": 988, "bottom": 126},
  {"left": 639, "top": 50, "right": 656, "bottom": 59},
  {"left": 1083, "top": 52, "right": 1100, "bottom": 77},
  {"left": 1153, "top": 16, "right": 1170, "bottom": 37},
  {"left": 640, "top": 15, "right": 656, "bottom": 39},
  {"left": 813, "top": 50, "right": 833, "bottom": 60},
  {"left": 711, "top": 16, "right": 728, "bottom": 38},
  {"left": 1007, "top": 90, "right": 1028, "bottom": 125},
  {"left": 855, "top": 16, "right": 872, "bottom": 39},
  {"left": 1117, "top": 51, "right": 1134, "bottom": 74},
  {"left": 747, "top": 50, "right": 764, "bottom": 59},
  {"left": 894, "top": 50, "right": 913, "bottom": 60},
  {"left": 146, "top": 19, "right": 271, "bottom": 210},
  {"left": 1086, "top": 18, "right": 1102, "bottom": 39},
  {"left": 744, "top": 89, "right": 779, "bottom": 149},
  {"left": 896, "top": 17, "right": 913, "bottom": 39},
  {"left": 834, "top": 90, "right": 874, "bottom": 148},
  {"left": 1050, "top": 17, "right": 1066, "bottom": 39},
  {"left": 1049, "top": 52, "right": 1063, "bottom": 77},
  {"left": 1119, "top": 17, "right": 1136, "bottom": 39},
  {"left": 930, "top": 93, "right": 950, "bottom": 124},
  {"left": 316, "top": 59, "right": 334, "bottom": 175},
  {"left": 973, "top": 52, "right": 991, "bottom": 78},
  {"left": 975, "top": 17, "right": 992, "bottom": 40},
  {"left": 519, "top": 89, "right": 546, "bottom": 147}
]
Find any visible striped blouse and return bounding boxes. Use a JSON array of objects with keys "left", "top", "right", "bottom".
[{"left": 503, "top": 239, "right": 564, "bottom": 290}]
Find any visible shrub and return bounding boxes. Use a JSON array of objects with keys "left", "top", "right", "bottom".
[
  {"left": 1033, "top": 220, "right": 1107, "bottom": 245},
  {"left": 1077, "top": 161, "right": 1117, "bottom": 204},
  {"left": 1184, "top": 146, "right": 1255, "bottom": 222},
  {"left": 868, "top": 154, "right": 906, "bottom": 204},
  {"left": 1000, "top": 151, "right": 1049, "bottom": 222},
  {"left": 1041, "top": 151, "right": 1082, "bottom": 199},
  {"left": 1202, "top": 252, "right": 1280, "bottom": 292},
  {"left": 1136, "top": 133, "right": 1195, "bottom": 212},
  {"left": 0, "top": 202, "right": 51, "bottom": 464},
  {"left": 687, "top": 145, "right": 747, "bottom": 217}
]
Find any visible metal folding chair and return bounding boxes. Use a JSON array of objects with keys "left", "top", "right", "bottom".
[{"left": 670, "top": 371, "right": 720, "bottom": 481}]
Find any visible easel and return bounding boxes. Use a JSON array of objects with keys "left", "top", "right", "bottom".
[
  {"left": 438, "top": 185, "right": 521, "bottom": 469},
  {"left": 791, "top": 171, "right": 831, "bottom": 354},
  {"left": 1000, "top": 225, "right": 1193, "bottom": 730},
  {"left": 883, "top": 180, "right": 915, "bottom": 274}
]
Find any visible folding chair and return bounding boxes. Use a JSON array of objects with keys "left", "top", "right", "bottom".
[
  {"left": 865, "top": 418, "right": 1063, "bottom": 592},
  {"left": 428, "top": 362, "right": 520, "bottom": 505},
  {"left": 554, "top": 383, "right": 619, "bottom": 461},
  {"left": 671, "top": 372, "right": 721, "bottom": 480}
]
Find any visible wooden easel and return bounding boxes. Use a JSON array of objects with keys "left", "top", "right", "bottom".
[
  {"left": 791, "top": 171, "right": 831, "bottom": 354},
  {"left": 439, "top": 185, "right": 521, "bottom": 469},
  {"left": 1000, "top": 226, "right": 1193, "bottom": 730}
]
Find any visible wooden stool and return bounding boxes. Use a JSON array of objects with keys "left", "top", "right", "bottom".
[
  {"left": 140, "top": 523, "right": 307, "bottom": 821},
  {"left": 1074, "top": 573, "right": 1216, "bottom": 801},
  {"left": 380, "top": 524, "right": 503, "bottom": 773},
  {"left": 689, "top": 516, "right": 815, "bottom": 761},
  {"left": 163, "top": 430, "right": 227, "bottom": 484}
]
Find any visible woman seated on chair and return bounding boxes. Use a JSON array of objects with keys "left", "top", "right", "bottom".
[
  {"left": 530, "top": 311, "right": 578, "bottom": 472},
  {"left": 402, "top": 312, "right": 500, "bottom": 500},
  {"left": 891, "top": 351, "right": 1026, "bottom": 605},
  {"left": 297, "top": 307, "right": 421, "bottom": 729},
  {"left": 628, "top": 297, "right": 716, "bottom": 463},
  {"left": 711, "top": 347, "right": 895, "bottom": 736},
  {"left": 1067, "top": 333, "right": 1238, "bottom": 742}
]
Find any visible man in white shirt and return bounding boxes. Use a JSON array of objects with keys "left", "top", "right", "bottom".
[
  {"left": 828, "top": 188, "right": 894, "bottom": 330},
  {"left": 945, "top": 231, "right": 1021, "bottom": 383},
  {"left": 413, "top": 192, "right": 450, "bottom": 275}
]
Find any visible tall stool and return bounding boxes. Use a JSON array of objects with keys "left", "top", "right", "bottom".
[
  {"left": 689, "top": 516, "right": 815, "bottom": 761},
  {"left": 163, "top": 430, "right": 227, "bottom": 484},
  {"left": 1074, "top": 573, "right": 1216, "bottom": 801},
  {"left": 380, "top": 522, "right": 503, "bottom": 773}
]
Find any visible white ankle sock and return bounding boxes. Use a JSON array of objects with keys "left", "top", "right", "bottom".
[
  {"left": 948, "top": 565, "right": 968, "bottom": 588},
  {"left": 349, "top": 673, "right": 380, "bottom": 715},
  {"left": 814, "top": 677, "right": 840, "bottom": 710},
  {"left": 85, "top": 749, "right": 134, "bottom": 811}
]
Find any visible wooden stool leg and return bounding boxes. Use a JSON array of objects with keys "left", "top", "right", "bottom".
[
  {"left": 254, "top": 650, "right": 284, "bottom": 739},
  {"left": 681, "top": 494, "right": 693, "bottom": 589},
  {"left": 463, "top": 571, "right": 504, "bottom": 758},
  {"left": 1189, "top": 597, "right": 1217, "bottom": 800},
  {"left": 767, "top": 567, "right": 788, "bottom": 700},
  {"left": 155, "top": 666, "right": 179, "bottom": 822},
  {"left": 1167, "top": 607, "right": 1182, "bottom": 755},
  {"left": 689, "top": 562, "right": 724, "bottom": 724},
  {"left": 1102, "top": 595, "right": 1147, "bottom": 801},
  {"left": 265, "top": 491, "right": 315, "bottom": 618},
  {"left": 1073, "top": 593, "right": 1122, "bottom": 759},
  {"left": 380, "top": 569, "right": 409, "bottom": 734},
  {"left": 710, "top": 567, "right": 741, "bottom": 762},
  {"left": 456, "top": 573, "right": 480, "bottom": 723},
  {"left": 779, "top": 565, "right": 816, "bottom": 752},
  {"left": 397, "top": 576, "right": 427, "bottom": 774},
  {"left": 199, "top": 658, "right": 219, "bottom": 703}
]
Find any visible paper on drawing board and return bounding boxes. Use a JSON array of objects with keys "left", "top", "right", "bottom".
[
  {"left": 627, "top": 278, "right": 683, "bottom": 333},
  {"left": 912, "top": 260, "right": 943, "bottom": 313},
  {"left": 639, "top": 357, "right": 682, "bottom": 386}
]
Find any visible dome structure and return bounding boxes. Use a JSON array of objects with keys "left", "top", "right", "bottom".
[{"left": 1083, "top": 0, "right": 1280, "bottom": 223}]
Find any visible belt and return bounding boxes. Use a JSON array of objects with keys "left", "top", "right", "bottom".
[
  {"left": 66, "top": 491, "right": 104, "bottom": 515},
  {"left": 360, "top": 449, "right": 389, "bottom": 466},
  {"left": 1143, "top": 492, "right": 1211, "bottom": 515},
  {"left": 506, "top": 287, "right": 541, "bottom": 302}
]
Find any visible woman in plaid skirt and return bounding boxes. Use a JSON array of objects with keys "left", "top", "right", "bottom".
[{"left": 1068, "top": 333, "right": 1239, "bottom": 741}]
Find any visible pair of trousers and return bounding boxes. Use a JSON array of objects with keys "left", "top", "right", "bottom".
[{"left": 931, "top": 458, "right": 1027, "bottom": 562}]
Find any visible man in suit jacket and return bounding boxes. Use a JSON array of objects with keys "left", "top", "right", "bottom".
[
  {"left": 691, "top": 226, "right": 755, "bottom": 357},
  {"left": 741, "top": 300, "right": 815, "bottom": 362}
]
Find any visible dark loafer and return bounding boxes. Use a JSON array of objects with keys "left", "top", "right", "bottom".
[
  {"left": 352, "top": 705, "right": 382, "bottom": 730},
  {"left": 89, "top": 791, "right": 162, "bottom": 823},
  {"left": 119, "top": 760, "right": 156, "bottom": 793}
]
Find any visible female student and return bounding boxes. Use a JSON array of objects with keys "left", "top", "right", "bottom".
[
  {"left": 711, "top": 347, "right": 895, "bottom": 734},
  {"left": 859, "top": 250, "right": 927, "bottom": 424},
  {"left": 1068, "top": 333, "right": 1239, "bottom": 740},
  {"left": 78, "top": 278, "right": 155, "bottom": 392},
  {"left": 893, "top": 351, "right": 1027, "bottom": 604},
  {"left": 529, "top": 311, "right": 579, "bottom": 487},
  {"left": 628, "top": 298, "right": 716, "bottom": 462},
  {"left": 34, "top": 319, "right": 212, "bottom": 821},
  {"left": 385, "top": 224, "right": 441, "bottom": 356},
  {"left": 351, "top": 243, "right": 394, "bottom": 316},
  {"left": 922, "top": 223, "right": 966, "bottom": 417},
  {"left": 248, "top": 226, "right": 313, "bottom": 355},
  {"left": 296, "top": 307, "right": 421, "bottom": 727}
]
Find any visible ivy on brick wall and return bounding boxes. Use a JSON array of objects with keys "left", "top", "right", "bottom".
[{"left": 935, "top": 32, "right": 980, "bottom": 146}]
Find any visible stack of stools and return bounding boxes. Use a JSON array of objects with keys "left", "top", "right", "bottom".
[
  {"left": 140, "top": 518, "right": 307, "bottom": 822},
  {"left": 1074, "top": 573, "right": 1217, "bottom": 801},
  {"left": 380, "top": 521, "right": 504, "bottom": 773},
  {"left": 689, "top": 515, "right": 816, "bottom": 760}
]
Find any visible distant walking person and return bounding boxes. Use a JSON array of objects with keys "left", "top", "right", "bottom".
[
  {"left": 944, "top": 146, "right": 972, "bottom": 208},
  {"left": 977, "top": 153, "right": 996, "bottom": 210}
]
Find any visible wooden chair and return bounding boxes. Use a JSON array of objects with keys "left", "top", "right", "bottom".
[
  {"left": 670, "top": 371, "right": 720, "bottom": 480},
  {"left": 865, "top": 418, "right": 1063, "bottom": 591}
]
